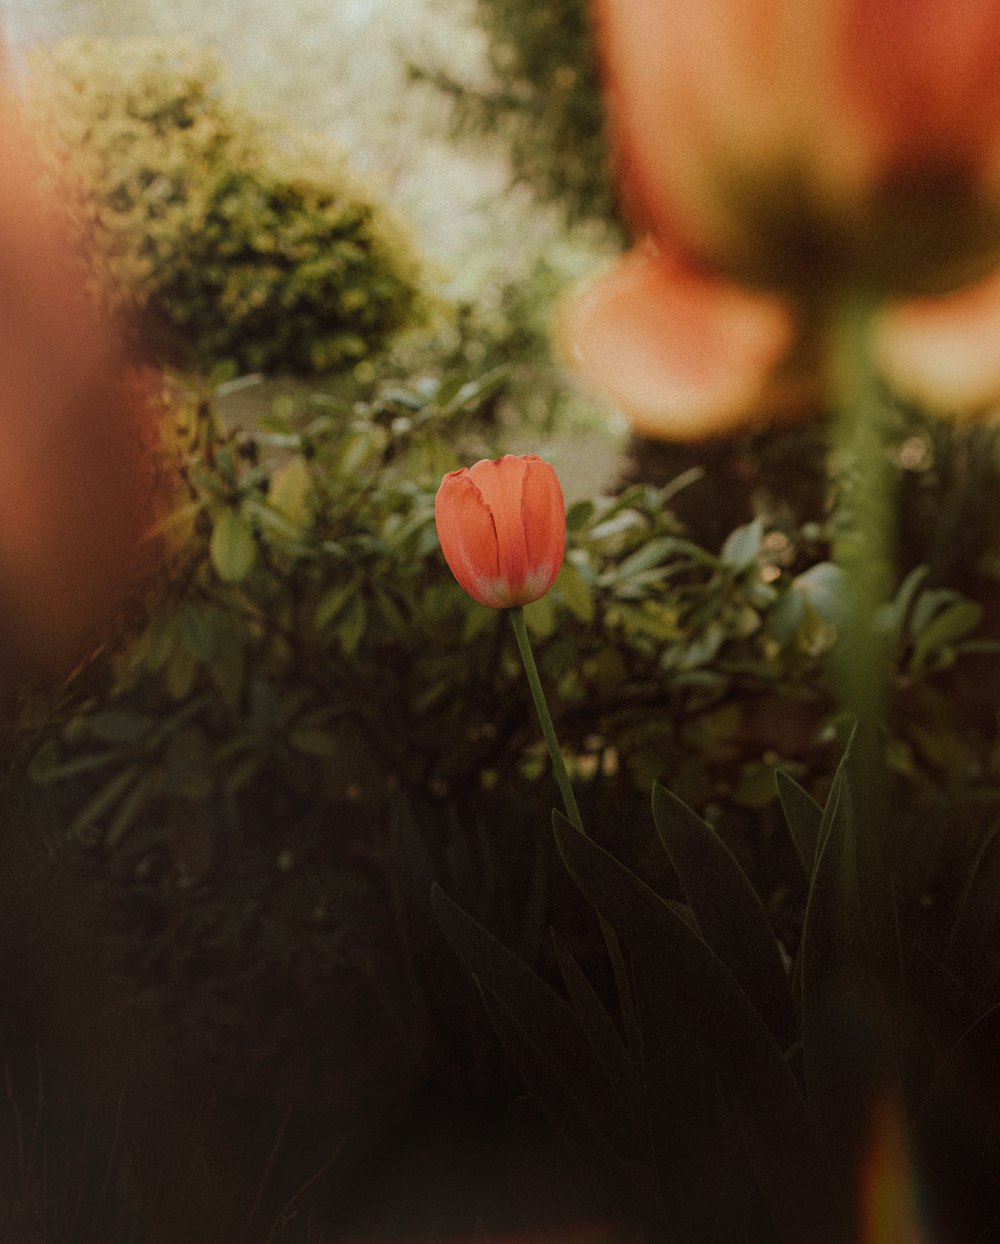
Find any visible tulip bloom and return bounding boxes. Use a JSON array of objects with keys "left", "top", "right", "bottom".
[
  {"left": 435, "top": 455, "right": 565, "bottom": 609},
  {"left": 561, "top": 0, "right": 1000, "bottom": 437}
]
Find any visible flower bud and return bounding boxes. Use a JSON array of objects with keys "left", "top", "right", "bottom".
[{"left": 435, "top": 455, "right": 566, "bottom": 609}]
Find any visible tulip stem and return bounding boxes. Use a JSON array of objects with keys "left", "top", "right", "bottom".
[
  {"left": 508, "top": 605, "right": 583, "bottom": 833},
  {"left": 509, "top": 604, "right": 642, "bottom": 1058},
  {"left": 829, "top": 292, "right": 898, "bottom": 762}
]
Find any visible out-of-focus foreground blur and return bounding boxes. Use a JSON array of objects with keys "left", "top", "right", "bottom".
[{"left": 0, "top": 76, "right": 156, "bottom": 693}]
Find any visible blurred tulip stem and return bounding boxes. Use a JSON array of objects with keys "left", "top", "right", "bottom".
[
  {"left": 829, "top": 291, "right": 898, "bottom": 807},
  {"left": 509, "top": 604, "right": 584, "bottom": 833}
]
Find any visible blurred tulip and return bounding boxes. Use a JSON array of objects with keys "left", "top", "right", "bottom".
[
  {"left": 563, "top": 0, "right": 1000, "bottom": 437},
  {"left": 0, "top": 81, "right": 160, "bottom": 693},
  {"left": 596, "top": 0, "right": 1000, "bottom": 296},
  {"left": 435, "top": 455, "right": 565, "bottom": 608}
]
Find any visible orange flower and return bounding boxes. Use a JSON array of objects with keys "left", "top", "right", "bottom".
[
  {"left": 435, "top": 455, "right": 566, "bottom": 608},
  {"left": 597, "top": 0, "right": 1000, "bottom": 297},
  {"left": 561, "top": 0, "right": 1000, "bottom": 438}
]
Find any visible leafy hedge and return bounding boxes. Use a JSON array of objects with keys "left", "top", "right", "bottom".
[{"left": 24, "top": 37, "right": 424, "bottom": 375}]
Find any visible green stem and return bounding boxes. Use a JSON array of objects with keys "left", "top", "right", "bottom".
[
  {"left": 829, "top": 293, "right": 907, "bottom": 1060},
  {"left": 829, "top": 292, "right": 897, "bottom": 776},
  {"left": 508, "top": 605, "right": 642, "bottom": 1058},
  {"left": 509, "top": 605, "right": 583, "bottom": 833}
]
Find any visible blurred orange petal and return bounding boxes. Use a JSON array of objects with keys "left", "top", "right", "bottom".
[
  {"left": 557, "top": 242, "right": 796, "bottom": 440},
  {"left": 875, "top": 267, "right": 1000, "bottom": 412}
]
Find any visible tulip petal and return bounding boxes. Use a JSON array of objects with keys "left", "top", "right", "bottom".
[
  {"left": 519, "top": 456, "right": 566, "bottom": 602},
  {"left": 844, "top": 0, "right": 1000, "bottom": 169},
  {"left": 466, "top": 456, "right": 532, "bottom": 601},
  {"left": 557, "top": 243, "right": 796, "bottom": 440},
  {"left": 875, "top": 268, "right": 1000, "bottom": 413},
  {"left": 435, "top": 470, "right": 503, "bottom": 606}
]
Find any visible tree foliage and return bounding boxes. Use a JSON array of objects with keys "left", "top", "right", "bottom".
[{"left": 414, "top": 0, "right": 615, "bottom": 227}]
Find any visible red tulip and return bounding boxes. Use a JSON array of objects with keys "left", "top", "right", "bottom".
[
  {"left": 435, "top": 455, "right": 565, "bottom": 609},
  {"left": 561, "top": 0, "right": 1000, "bottom": 437},
  {"left": 597, "top": 0, "right": 1000, "bottom": 296}
]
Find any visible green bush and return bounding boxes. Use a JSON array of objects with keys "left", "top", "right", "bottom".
[
  {"left": 19, "top": 370, "right": 998, "bottom": 873},
  {"left": 24, "top": 37, "right": 424, "bottom": 375}
]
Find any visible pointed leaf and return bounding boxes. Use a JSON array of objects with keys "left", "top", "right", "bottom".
[
  {"left": 720, "top": 518, "right": 764, "bottom": 571},
  {"left": 73, "top": 766, "right": 140, "bottom": 836},
  {"left": 551, "top": 928, "right": 643, "bottom": 1117},
  {"left": 431, "top": 884, "right": 638, "bottom": 1158},
  {"left": 798, "top": 745, "right": 901, "bottom": 1206},
  {"left": 944, "top": 824, "right": 1000, "bottom": 999},
  {"left": 552, "top": 814, "right": 837, "bottom": 1244},
  {"left": 914, "top": 1002, "right": 1000, "bottom": 1242},
  {"left": 653, "top": 783, "right": 796, "bottom": 1051},
  {"left": 210, "top": 508, "right": 256, "bottom": 583},
  {"left": 477, "top": 982, "right": 658, "bottom": 1225},
  {"left": 775, "top": 769, "right": 822, "bottom": 877}
]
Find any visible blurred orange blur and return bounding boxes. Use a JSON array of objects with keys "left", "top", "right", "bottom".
[
  {"left": 860, "top": 1093, "right": 928, "bottom": 1244},
  {"left": 337, "top": 1228, "right": 623, "bottom": 1244},
  {"left": 0, "top": 67, "right": 161, "bottom": 697}
]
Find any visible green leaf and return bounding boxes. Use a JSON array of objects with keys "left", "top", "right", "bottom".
[
  {"left": 288, "top": 726, "right": 340, "bottom": 758},
  {"left": 105, "top": 774, "right": 153, "bottom": 848},
  {"left": 943, "top": 824, "right": 1000, "bottom": 999},
  {"left": 440, "top": 364, "right": 510, "bottom": 415},
  {"left": 797, "top": 741, "right": 901, "bottom": 1203},
  {"left": 775, "top": 770, "right": 823, "bottom": 878},
  {"left": 914, "top": 1002, "right": 1000, "bottom": 1240},
  {"left": 314, "top": 583, "right": 354, "bottom": 632},
  {"left": 31, "top": 747, "right": 121, "bottom": 785},
  {"left": 551, "top": 814, "right": 837, "bottom": 1244},
  {"left": 565, "top": 499, "right": 594, "bottom": 532},
  {"left": 268, "top": 456, "right": 313, "bottom": 524},
  {"left": 720, "top": 518, "right": 764, "bottom": 571},
  {"left": 162, "top": 726, "right": 214, "bottom": 802},
  {"left": 555, "top": 560, "right": 594, "bottom": 624},
  {"left": 652, "top": 784, "right": 796, "bottom": 1052},
  {"left": 910, "top": 598, "right": 983, "bottom": 673},
  {"left": 477, "top": 982, "right": 656, "bottom": 1223},
  {"left": 551, "top": 928, "right": 643, "bottom": 1117},
  {"left": 431, "top": 884, "right": 639, "bottom": 1160},
  {"left": 909, "top": 586, "right": 963, "bottom": 638},
  {"left": 210, "top": 508, "right": 256, "bottom": 583},
  {"left": 337, "top": 594, "right": 367, "bottom": 654},
  {"left": 793, "top": 562, "right": 850, "bottom": 631},
  {"left": 73, "top": 766, "right": 140, "bottom": 836},
  {"left": 81, "top": 709, "right": 155, "bottom": 746},
  {"left": 878, "top": 563, "right": 929, "bottom": 640},
  {"left": 616, "top": 537, "right": 684, "bottom": 580},
  {"left": 180, "top": 602, "right": 216, "bottom": 662}
]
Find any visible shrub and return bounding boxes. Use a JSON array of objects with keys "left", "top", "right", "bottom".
[
  {"left": 23, "top": 37, "right": 424, "bottom": 375},
  {"left": 19, "top": 369, "right": 997, "bottom": 878}
]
